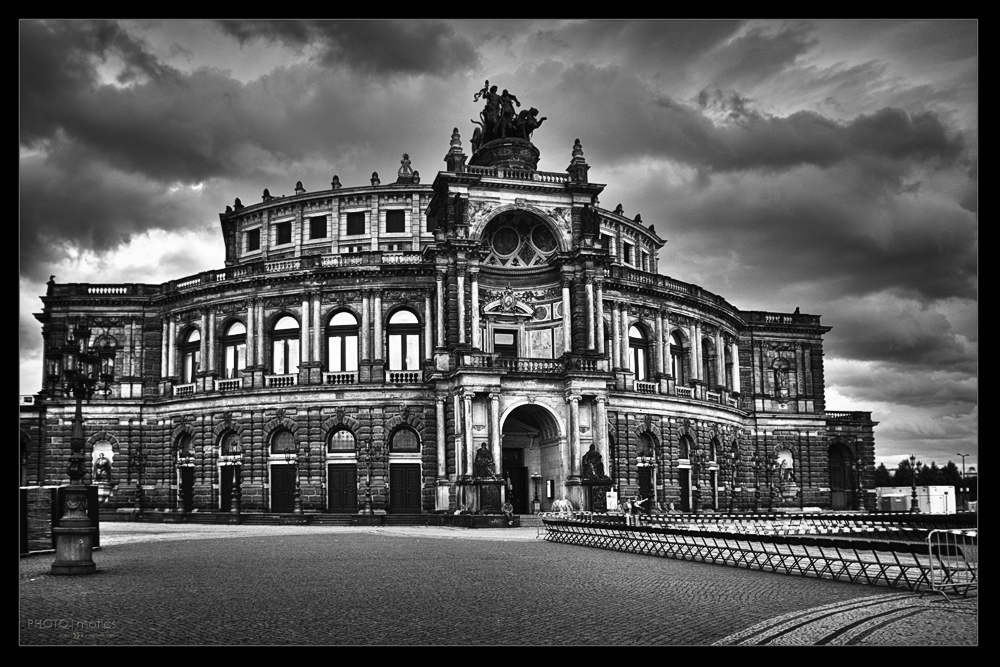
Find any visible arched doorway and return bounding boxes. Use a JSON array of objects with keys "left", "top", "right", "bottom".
[
  {"left": 829, "top": 442, "right": 855, "bottom": 510},
  {"left": 500, "top": 403, "right": 561, "bottom": 513}
]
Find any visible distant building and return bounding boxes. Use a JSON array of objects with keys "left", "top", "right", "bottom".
[{"left": 20, "top": 90, "right": 877, "bottom": 514}]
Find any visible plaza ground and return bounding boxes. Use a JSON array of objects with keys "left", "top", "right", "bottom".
[{"left": 20, "top": 523, "right": 976, "bottom": 646}]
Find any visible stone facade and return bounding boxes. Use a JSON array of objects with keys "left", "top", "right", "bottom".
[{"left": 21, "top": 125, "right": 878, "bottom": 514}]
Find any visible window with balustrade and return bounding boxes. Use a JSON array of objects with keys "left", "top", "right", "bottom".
[
  {"left": 271, "top": 315, "right": 300, "bottom": 375},
  {"left": 221, "top": 321, "right": 247, "bottom": 379},
  {"left": 180, "top": 328, "right": 201, "bottom": 384},
  {"left": 327, "top": 311, "right": 359, "bottom": 373},
  {"left": 386, "top": 309, "right": 420, "bottom": 371},
  {"left": 628, "top": 325, "right": 649, "bottom": 381}
]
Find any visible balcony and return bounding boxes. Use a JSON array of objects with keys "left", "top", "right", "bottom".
[
  {"left": 675, "top": 386, "right": 694, "bottom": 399},
  {"left": 173, "top": 383, "right": 195, "bottom": 397},
  {"left": 323, "top": 372, "right": 357, "bottom": 385},
  {"left": 386, "top": 370, "right": 421, "bottom": 384},
  {"left": 634, "top": 381, "right": 658, "bottom": 395},
  {"left": 265, "top": 374, "right": 298, "bottom": 388},
  {"left": 215, "top": 378, "right": 243, "bottom": 392}
]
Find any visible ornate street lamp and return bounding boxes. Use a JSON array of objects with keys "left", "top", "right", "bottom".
[
  {"left": 50, "top": 324, "right": 111, "bottom": 575},
  {"left": 910, "top": 454, "right": 919, "bottom": 513},
  {"left": 530, "top": 472, "right": 542, "bottom": 513}
]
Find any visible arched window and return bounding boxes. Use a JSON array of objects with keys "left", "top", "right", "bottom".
[
  {"left": 628, "top": 325, "right": 649, "bottom": 380},
  {"left": 679, "top": 434, "right": 693, "bottom": 460},
  {"left": 670, "top": 331, "right": 686, "bottom": 384},
  {"left": 271, "top": 429, "right": 297, "bottom": 455},
  {"left": 272, "top": 315, "right": 300, "bottom": 375},
  {"left": 389, "top": 426, "right": 420, "bottom": 452},
  {"left": 220, "top": 432, "right": 241, "bottom": 456},
  {"left": 387, "top": 310, "right": 420, "bottom": 371},
  {"left": 702, "top": 338, "right": 716, "bottom": 387},
  {"left": 327, "top": 311, "right": 359, "bottom": 373},
  {"left": 709, "top": 438, "right": 719, "bottom": 463},
  {"left": 328, "top": 428, "right": 356, "bottom": 453},
  {"left": 176, "top": 433, "right": 193, "bottom": 458},
  {"left": 221, "top": 321, "right": 247, "bottom": 380},
  {"left": 180, "top": 329, "right": 201, "bottom": 384}
]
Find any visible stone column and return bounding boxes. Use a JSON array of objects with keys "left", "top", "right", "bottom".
[
  {"left": 457, "top": 268, "right": 466, "bottom": 345},
  {"left": 567, "top": 393, "right": 581, "bottom": 479},
  {"left": 436, "top": 270, "right": 446, "bottom": 349},
  {"left": 661, "top": 311, "right": 671, "bottom": 373},
  {"left": 561, "top": 276, "right": 572, "bottom": 354},
  {"left": 207, "top": 308, "right": 216, "bottom": 373},
  {"left": 246, "top": 300, "right": 255, "bottom": 368},
  {"left": 300, "top": 297, "right": 310, "bottom": 364},
  {"left": 585, "top": 276, "right": 595, "bottom": 351},
  {"left": 731, "top": 340, "right": 741, "bottom": 394},
  {"left": 256, "top": 300, "right": 265, "bottom": 368},
  {"left": 618, "top": 303, "right": 629, "bottom": 370},
  {"left": 463, "top": 391, "right": 475, "bottom": 478},
  {"left": 313, "top": 292, "right": 322, "bottom": 366},
  {"left": 373, "top": 290, "right": 383, "bottom": 362},
  {"left": 470, "top": 269, "right": 481, "bottom": 349},
  {"left": 160, "top": 318, "right": 169, "bottom": 378},
  {"left": 610, "top": 301, "right": 621, "bottom": 369},
  {"left": 716, "top": 330, "right": 726, "bottom": 390},
  {"left": 361, "top": 291, "right": 371, "bottom": 361},
  {"left": 454, "top": 393, "right": 464, "bottom": 477},
  {"left": 489, "top": 392, "right": 501, "bottom": 473},
  {"left": 594, "top": 397, "right": 608, "bottom": 465},
  {"left": 436, "top": 396, "right": 447, "bottom": 479},
  {"left": 690, "top": 321, "right": 701, "bottom": 381},
  {"left": 167, "top": 317, "right": 176, "bottom": 377},
  {"left": 200, "top": 311, "right": 208, "bottom": 370},
  {"left": 424, "top": 291, "right": 433, "bottom": 360},
  {"left": 594, "top": 280, "right": 605, "bottom": 356}
]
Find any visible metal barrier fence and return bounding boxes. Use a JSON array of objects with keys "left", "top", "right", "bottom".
[
  {"left": 542, "top": 519, "right": 948, "bottom": 592},
  {"left": 923, "top": 529, "right": 978, "bottom": 600}
]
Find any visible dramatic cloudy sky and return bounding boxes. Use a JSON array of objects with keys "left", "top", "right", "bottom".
[{"left": 19, "top": 20, "right": 977, "bottom": 471}]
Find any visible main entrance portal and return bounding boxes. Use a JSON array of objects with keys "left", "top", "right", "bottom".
[{"left": 501, "top": 403, "right": 560, "bottom": 513}]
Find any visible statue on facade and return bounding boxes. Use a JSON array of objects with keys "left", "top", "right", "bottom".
[
  {"left": 582, "top": 445, "right": 608, "bottom": 480},
  {"left": 93, "top": 452, "right": 112, "bottom": 483},
  {"left": 474, "top": 443, "right": 496, "bottom": 478},
  {"left": 513, "top": 107, "right": 547, "bottom": 141},
  {"left": 471, "top": 83, "right": 544, "bottom": 149}
]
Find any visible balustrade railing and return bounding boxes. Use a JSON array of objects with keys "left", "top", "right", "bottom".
[
  {"left": 675, "top": 386, "right": 694, "bottom": 399},
  {"left": 495, "top": 358, "right": 563, "bottom": 373},
  {"left": 386, "top": 370, "right": 421, "bottom": 384},
  {"left": 634, "top": 381, "right": 658, "bottom": 395},
  {"left": 707, "top": 391, "right": 721, "bottom": 404},
  {"left": 323, "top": 372, "right": 356, "bottom": 385},
  {"left": 173, "top": 383, "right": 195, "bottom": 397},
  {"left": 265, "top": 374, "right": 298, "bottom": 388},
  {"left": 215, "top": 378, "right": 242, "bottom": 392},
  {"left": 458, "top": 352, "right": 497, "bottom": 368}
]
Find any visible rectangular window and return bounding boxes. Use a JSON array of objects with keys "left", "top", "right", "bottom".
[
  {"left": 623, "top": 243, "right": 633, "bottom": 265},
  {"left": 601, "top": 234, "right": 612, "bottom": 251},
  {"left": 385, "top": 210, "right": 405, "bottom": 233},
  {"left": 309, "top": 216, "right": 327, "bottom": 239},
  {"left": 275, "top": 221, "right": 292, "bottom": 246},
  {"left": 246, "top": 229, "right": 261, "bottom": 252},
  {"left": 346, "top": 212, "right": 365, "bottom": 236},
  {"left": 640, "top": 251, "right": 648, "bottom": 272},
  {"left": 494, "top": 330, "right": 518, "bottom": 358}
]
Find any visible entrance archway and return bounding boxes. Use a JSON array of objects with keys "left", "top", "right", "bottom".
[
  {"left": 501, "top": 403, "right": 562, "bottom": 513},
  {"left": 829, "top": 442, "right": 855, "bottom": 510}
]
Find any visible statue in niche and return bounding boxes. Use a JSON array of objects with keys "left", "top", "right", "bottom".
[
  {"left": 582, "top": 445, "right": 609, "bottom": 480},
  {"left": 93, "top": 452, "right": 112, "bottom": 483},
  {"left": 474, "top": 443, "right": 496, "bottom": 478}
]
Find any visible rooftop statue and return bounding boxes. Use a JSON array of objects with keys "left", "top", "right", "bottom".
[{"left": 471, "top": 80, "right": 545, "bottom": 152}]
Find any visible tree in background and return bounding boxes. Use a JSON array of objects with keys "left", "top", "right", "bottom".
[
  {"left": 941, "top": 461, "right": 963, "bottom": 487},
  {"left": 917, "top": 461, "right": 943, "bottom": 485},
  {"left": 894, "top": 458, "right": 916, "bottom": 487},
  {"left": 874, "top": 462, "right": 893, "bottom": 487}
]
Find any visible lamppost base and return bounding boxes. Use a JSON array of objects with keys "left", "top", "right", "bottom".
[{"left": 51, "top": 524, "right": 97, "bottom": 576}]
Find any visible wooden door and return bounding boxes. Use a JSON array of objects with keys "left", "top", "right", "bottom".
[
  {"left": 639, "top": 467, "right": 654, "bottom": 512},
  {"left": 220, "top": 465, "right": 239, "bottom": 512},
  {"left": 389, "top": 464, "right": 421, "bottom": 513},
  {"left": 679, "top": 468, "right": 691, "bottom": 511},
  {"left": 502, "top": 448, "right": 528, "bottom": 514},
  {"left": 271, "top": 465, "right": 296, "bottom": 513},
  {"left": 180, "top": 467, "right": 194, "bottom": 513},
  {"left": 328, "top": 464, "right": 358, "bottom": 513}
]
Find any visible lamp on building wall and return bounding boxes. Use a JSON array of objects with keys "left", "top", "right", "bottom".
[
  {"left": 910, "top": 454, "right": 919, "bottom": 513},
  {"left": 50, "top": 324, "right": 108, "bottom": 575}
]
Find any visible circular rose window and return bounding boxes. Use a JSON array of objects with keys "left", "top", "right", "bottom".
[
  {"left": 531, "top": 225, "right": 556, "bottom": 253},
  {"left": 492, "top": 227, "right": 519, "bottom": 256}
]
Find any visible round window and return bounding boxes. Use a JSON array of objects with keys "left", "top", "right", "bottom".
[{"left": 492, "top": 227, "right": 519, "bottom": 256}]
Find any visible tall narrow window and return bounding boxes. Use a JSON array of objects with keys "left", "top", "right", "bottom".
[
  {"left": 628, "top": 325, "right": 648, "bottom": 380},
  {"left": 386, "top": 210, "right": 405, "bottom": 233},
  {"left": 275, "top": 221, "right": 292, "bottom": 246},
  {"left": 221, "top": 321, "right": 247, "bottom": 379},
  {"left": 309, "top": 216, "right": 327, "bottom": 239},
  {"left": 702, "top": 339, "right": 716, "bottom": 387},
  {"left": 387, "top": 310, "right": 420, "bottom": 371},
  {"left": 180, "top": 329, "right": 201, "bottom": 383},
  {"left": 272, "top": 316, "right": 300, "bottom": 375},
  {"left": 623, "top": 242, "right": 633, "bottom": 265},
  {"left": 670, "top": 332, "right": 685, "bottom": 384},
  {"left": 327, "top": 311, "right": 359, "bottom": 373},
  {"left": 346, "top": 212, "right": 365, "bottom": 236}
]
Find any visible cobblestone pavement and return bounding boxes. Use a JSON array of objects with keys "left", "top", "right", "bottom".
[{"left": 20, "top": 524, "right": 977, "bottom": 646}]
